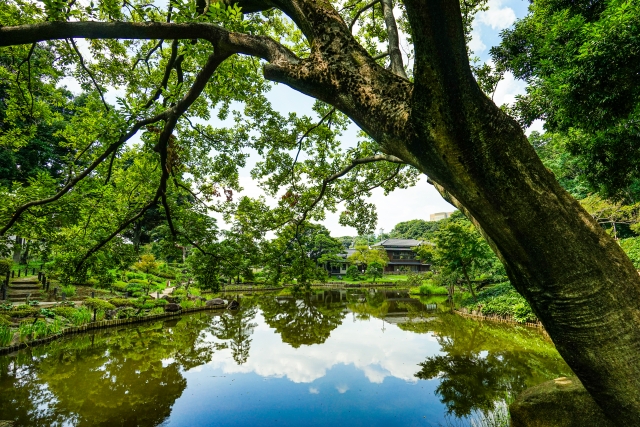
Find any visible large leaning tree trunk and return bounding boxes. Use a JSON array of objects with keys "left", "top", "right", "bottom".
[{"left": 1, "top": 0, "right": 640, "bottom": 423}]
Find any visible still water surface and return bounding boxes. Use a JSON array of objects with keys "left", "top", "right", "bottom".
[{"left": 0, "top": 291, "right": 571, "bottom": 426}]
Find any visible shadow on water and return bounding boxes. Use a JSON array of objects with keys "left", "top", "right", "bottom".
[{"left": 0, "top": 291, "right": 571, "bottom": 426}]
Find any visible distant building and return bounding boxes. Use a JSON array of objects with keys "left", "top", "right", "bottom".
[
  {"left": 372, "top": 239, "right": 430, "bottom": 273},
  {"left": 430, "top": 212, "right": 454, "bottom": 221},
  {"left": 325, "top": 248, "right": 355, "bottom": 277}
]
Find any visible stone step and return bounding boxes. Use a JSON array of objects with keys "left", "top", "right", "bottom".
[
  {"left": 9, "top": 283, "right": 42, "bottom": 290},
  {"left": 7, "top": 289, "right": 43, "bottom": 296}
]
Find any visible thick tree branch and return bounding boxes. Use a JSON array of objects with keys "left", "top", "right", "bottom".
[{"left": 0, "top": 21, "right": 299, "bottom": 65}]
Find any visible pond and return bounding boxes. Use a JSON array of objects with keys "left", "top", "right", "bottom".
[{"left": 0, "top": 291, "right": 571, "bottom": 426}]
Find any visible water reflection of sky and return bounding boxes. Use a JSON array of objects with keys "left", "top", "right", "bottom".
[
  {"left": 164, "top": 311, "right": 463, "bottom": 427},
  {"left": 203, "top": 311, "right": 442, "bottom": 384}
]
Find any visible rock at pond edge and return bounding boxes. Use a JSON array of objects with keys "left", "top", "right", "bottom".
[
  {"left": 206, "top": 298, "right": 225, "bottom": 307},
  {"left": 509, "top": 376, "right": 615, "bottom": 427},
  {"left": 164, "top": 303, "right": 181, "bottom": 312}
]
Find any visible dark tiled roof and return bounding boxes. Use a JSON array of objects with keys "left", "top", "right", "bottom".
[{"left": 373, "top": 239, "right": 422, "bottom": 248}]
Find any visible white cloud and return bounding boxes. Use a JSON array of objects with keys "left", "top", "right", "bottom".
[
  {"left": 336, "top": 384, "right": 349, "bottom": 394},
  {"left": 469, "top": 28, "right": 487, "bottom": 54},
  {"left": 492, "top": 71, "right": 527, "bottom": 107},
  {"left": 204, "top": 312, "right": 442, "bottom": 385},
  {"left": 309, "top": 387, "right": 320, "bottom": 394},
  {"left": 477, "top": 0, "right": 517, "bottom": 30}
]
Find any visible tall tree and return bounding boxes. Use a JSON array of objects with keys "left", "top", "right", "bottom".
[{"left": 2, "top": 0, "right": 640, "bottom": 422}]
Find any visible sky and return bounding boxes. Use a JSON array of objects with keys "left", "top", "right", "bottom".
[{"left": 226, "top": 0, "right": 542, "bottom": 237}]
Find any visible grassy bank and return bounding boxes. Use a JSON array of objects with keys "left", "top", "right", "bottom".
[{"left": 461, "top": 282, "right": 537, "bottom": 323}]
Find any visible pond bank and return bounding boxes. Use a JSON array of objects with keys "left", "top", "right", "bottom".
[
  {"left": 456, "top": 306, "right": 549, "bottom": 336},
  {"left": 0, "top": 304, "right": 227, "bottom": 355}
]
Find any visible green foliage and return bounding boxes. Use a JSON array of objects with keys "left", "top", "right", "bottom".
[
  {"left": 0, "top": 325, "right": 13, "bottom": 347},
  {"left": 348, "top": 245, "right": 389, "bottom": 268},
  {"left": 126, "top": 272, "right": 145, "bottom": 281},
  {"left": 60, "top": 285, "right": 77, "bottom": 298},
  {"left": 620, "top": 237, "right": 640, "bottom": 269},
  {"left": 83, "top": 298, "right": 115, "bottom": 312},
  {"left": 52, "top": 306, "right": 78, "bottom": 319},
  {"left": 365, "top": 261, "right": 384, "bottom": 283},
  {"left": 389, "top": 219, "right": 445, "bottom": 241},
  {"left": 172, "top": 288, "right": 187, "bottom": 297},
  {"left": 10, "top": 306, "right": 38, "bottom": 318},
  {"left": 494, "top": 0, "right": 640, "bottom": 197},
  {"left": 108, "top": 298, "right": 135, "bottom": 308},
  {"left": 19, "top": 319, "right": 62, "bottom": 341},
  {"left": 412, "top": 283, "right": 449, "bottom": 296},
  {"left": 345, "top": 265, "right": 360, "bottom": 280},
  {"left": 112, "top": 281, "right": 128, "bottom": 291},
  {"left": 180, "top": 300, "right": 195, "bottom": 309},
  {"left": 70, "top": 307, "right": 92, "bottom": 326},
  {"left": 462, "top": 283, "right": 537, "bottom": 324},
  {"left": 0, "top": 259, "right": 11, "bottom": 276},
  {"left": 134, "top": 254, "right": 158, "bottom": 274}
]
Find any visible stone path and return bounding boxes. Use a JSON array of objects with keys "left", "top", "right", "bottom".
[{"left": 149, "top": 287, "right": 174, "bottom": 299}]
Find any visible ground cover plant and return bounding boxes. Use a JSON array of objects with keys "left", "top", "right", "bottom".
[{"left": 461, "top": 283, "right": 537, "bottom": 324}]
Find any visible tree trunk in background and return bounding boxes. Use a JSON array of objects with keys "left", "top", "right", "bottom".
[{"left": 12, "top": 236, "right": 21, "bottom": 264}]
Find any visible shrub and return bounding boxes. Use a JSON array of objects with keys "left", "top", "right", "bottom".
[
  {"left": 52, "top": 307, "right": 78, "bottom": 319},
  {"left": 60, "top": 285, "right": 77, "bottom": 298},
  {"left": 112, "top": 281, "right": 128, "bottom": 291},
  {"left": 10, "top": 307, "right": 38, "bottom": 318},
  {"left": 83, "top": 298, "right": 116, "bottom": 312},
  {"left": 84, "top": 278, "right": 99, "bottom": 287},
  {"left": 150, "top": 307, "right": 164, "bottom": 315},
  {"left": 413, "top": 283, "right": 449, "bottom": 295},
  {"left": 188, "top": 287, "right": 201, "bottom": 297},
  {"left": 180, "top": 300, "right": 195, "bottom": 309},
  {"left": 39, "top": 308, "right": 56, "bottom": 318},
  {"left": 0, "top": 325, "right": 13, "bottom": 346},
  {"left": 70, "top": 307, "right": 92, "bottom": 326},
  {"left": 153, "top": 298, "right": 167, "bottom": 307},
  {"left": 345, "top": 265, "right": 360, "bottom": 280},
  {"left": 108, "top": 298, "right": 135, "bottom": 307},
  {"left": 126, "top": 272, "right": 145, "bottom": 281},
  {"left": 0, "top": 259, "right": 12, "bottom": 276},
  {"left": 127, "top": 279, "right": 148, "bottom": 285},
  {"left": 117, "top": 307, "right": 137, "bottom": 319},
  {"left": 461, "top": 282, "right": 537, "bottom": 323},
  {"left": 172, "top": 288, "right": 187, "bottom": 297}
]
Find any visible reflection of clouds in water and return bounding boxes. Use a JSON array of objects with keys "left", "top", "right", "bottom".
[
  {"left": 206, "top": 312, "right": 441, "bottom": 384},
  {"left": 309, "top": 387, "right": 319, "bottom": 394},
  {"left": 336, "top": 384, "right": 349, "bottom": 394}
]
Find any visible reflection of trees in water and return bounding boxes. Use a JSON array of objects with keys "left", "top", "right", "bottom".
[
  {"left": 0, "top": 313, "right": 215, "bottom": 426},
  {"left": 258, "top": 291, "right": 347, "bottom": 348},
  {"left": 209, "top": 305, "right": 258, "bottom": 365},
  {"left": 412, "top": 313, "right": 572, "bottom": 418},
  {"left": 346, "top": 290, "right": 433, "bottom": 322}
]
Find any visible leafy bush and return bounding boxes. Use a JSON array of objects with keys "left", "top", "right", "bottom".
[
  {"left": 412, "top": 283, "right": 449, "bottom": 295},
  {"left": 153, "top": 298, "right": 168, "bottom": 307},
  {"left": 0, "top": 314, "right": 12, "bottom": 326},
  {"left": 0, "top": 259, "right": 12, "bottom": 276},
  {"left": 112, "top": 281, "right": 128, "bottom": 291},
  {"left": 151, "top": 269, "right": 176, "bottom": 280},
  {"left": 60, "top": 285, "right": 77, "bottom": 298},
  {"left": 108, "top": 298, "right": 135, "bottom": 307},
  {"left": 117, "top": 307, "right": 137, "bottom": 319},
  {"left": 188, "top": 287, "right": 202, "bottom": 296},
  {"left": 126, "top": 272, "right": 145, "bottom": 281},
  {"left": 0, "top": 325, "right": 13, "bottom": 346},
  {"left": 172, "top": 288, "right": 187, "bottom": 297},
  {"left": 10, "top": 307, "right": 38, "bottom": 318},
  {"left": 83, "top": 298, "right": 116, "bottom": 312},
  {"left": 620, "top": 237, "right": 640, "bottom": 269},
  {"left": 19, "top": 319, "right": 62, "bottom": 341},
  {"left": 52, "top": 307, "right": 78, "bottom": 319},
  {"left": 345, "top": 265, "right": 360, "bottom": 280},
  {"left": 127, "top": 279, "right": 148, "bottom": 285},
  {"left": 70, "top": 307, "right": 92, "bottom": 325},
  {"left": 180, "top": 300, "right": 195, "bottom": 309},
  {"left": 28, "top": 300, "right": 40, "bottom": 307},
  {"left": 461, "top": 282, "right": 537, "bottom": 323},
  {"left": 39, "top": 308, "right": 56, "bottom": 318},
  {"left": 84, "top": 278, "right": 99, "bottom": 287},
  {"left": 150, "top": 307, "right": 165, "bottom": 315}
]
